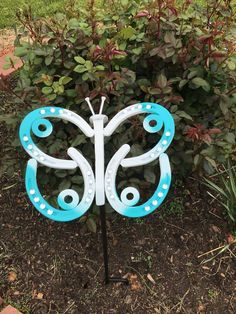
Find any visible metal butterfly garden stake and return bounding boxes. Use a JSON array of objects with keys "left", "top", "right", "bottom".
[{"left": 19, "top": 97, "right": 175, "bottom": 284}]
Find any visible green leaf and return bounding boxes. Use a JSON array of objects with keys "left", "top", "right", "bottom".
[
  {"left": 42, "top": 87, "right": 53, "bottom": 95},
  {"left": 177, "top": 110, "right": 193, "bottom": 121},
  {"left": 74, "top": 64, "right": 87, "bottom": 73},
  {"left": 164, "top": 32, "right": 176, "bottom": 46},
  {"left": 3, "top": 63, "right": 11, "bottom": 70},
  {"left": 55, "top": 170, "right": 67, "bottom": 178},
  {"left": 59, "top": 76, "right": 72, "bottom": 85},
  {"left": 119, "top": 26, "right": 135, "bottom": 39},
  {"left": 179, "top": 79, "right": 188, "bottom": 89},
  {"left": 191, "top": 77, "right": 210, "bottom": 92},
  {"left": 95, "top": 65, "right": 105, "bottom": 71},
  {"left": 71, "top": 134, "right": 87, "bottom": 146},
  {"left": 74, "top": 56, "right": 86, "bottom": 64},
  {"left": 227, "top": 60, "right": 236, "bottom": 70},
  {"left": 47, "top": 94, "right": 57, "bottom": 101},
  {"left": 45, "top": 55, "right": 53, "bottom": 66},
  {"left": 59, "top": 179, "right": 71, "bottom": 191},
  {"left": 68, "top": 18, "right": 80, "bottom": 29},
  {"left": 65, "top": 89, "right": 77, "bottom": 97},
  {"left": 205, "top": 156, "right": 217, "bottom": 168},
  {"left": 224, "top": 133, "right": 235, "bottom": 144},
  {"left": 144, "top": 168, "right": 156, "bottom": 184},
  {"left": 157, "top": 74, "right": 167, "bottom": 88},
  {"left": 132, "top": 47, "right": 142, "bottom": 55},
  {"left": 85, "top": 60, "right": 93, "bottom": 71},
  {"left": 86, "top": 217, "right": 97, "bottom": 233},
  {"left": 14, "top": 46, "right": 28, "bottom": 57},
  {"left": 71, "top": 176, "right": 83, "bottom": 184}
]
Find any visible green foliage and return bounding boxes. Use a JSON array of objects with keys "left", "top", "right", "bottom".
[
  {"left": 11, "top": 0, "right": 236, "bottom": 174},
  {"left": 1, "top": 0, "right": 236, "bottom": 223},
  {"left": 204, "top": 160, "right": 236, "bottom": 229}
]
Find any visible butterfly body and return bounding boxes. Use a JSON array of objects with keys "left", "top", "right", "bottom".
[{"left": 19, "top": 100, "right": 175, "bottom": 221}]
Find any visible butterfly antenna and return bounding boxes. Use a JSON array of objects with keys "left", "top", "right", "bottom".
[
  {"left": 85, "top": 97, "right": 95, "bottom": 116},
  {"left": 99, "top": 96, "right": 106, "bottom": 115}
]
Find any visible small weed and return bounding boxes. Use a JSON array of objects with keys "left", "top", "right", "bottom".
[
  {"left": 160, "top": 197, "right": 184, "bottom": 220},
  {"left": 207, "top": 289, "right": 219, "bottom": 301},
  {"left": 135, "top": 218, "right": 145, "bottom": 225},
  {"left": 131, "top": 252, "right": 153, "bottom": 269}
]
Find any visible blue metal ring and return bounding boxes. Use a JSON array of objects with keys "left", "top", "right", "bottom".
[{"left": 32, "top": 118, "right": 53, "bottom": 138}]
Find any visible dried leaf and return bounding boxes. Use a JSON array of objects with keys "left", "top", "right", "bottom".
[
  {"left": 37, "top": 292, "right": 44, "bottom": 299},
  {"left": 212, "top": 225, "right": 221, "bottom": 233},
  {"left": 8, "top": 271, "right": 17, "bottom": 282},
  {"left": 147, "top": 273, "right": 156, "bottom": 284},
  {"left": 129, "top": 274, "right": 142, "bottom": 291}
]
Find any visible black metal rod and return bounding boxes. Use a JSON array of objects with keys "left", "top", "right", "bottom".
[
  {"left": 99, "top": 205, "right": 110, "bottom": 284},
  {"left": 99, "top": 205, "right": 129, "bottom": 285}
]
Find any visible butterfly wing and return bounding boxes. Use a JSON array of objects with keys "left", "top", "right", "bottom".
[
  {"left": 104, "top": 102, "right": 175, "bottom": 217},
  {"left": 19, "top": 106, "right": 95, "bottom": 222}
]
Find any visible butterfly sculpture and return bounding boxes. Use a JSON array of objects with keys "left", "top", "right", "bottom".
[{"left": 19, "top": 97, "right": 175, "bottom": 222}]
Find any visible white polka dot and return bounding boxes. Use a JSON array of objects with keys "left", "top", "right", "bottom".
[
  {"left": 107, "top": 186, "right": 111, "bottom": 191},
  {"left": 40, "top": 204, "right": 46, "bottom": 209},
  {"left": 124, "top": 109, "right": 127, "bottom": 113},
  {"left": 107, "top": 178, "right": 111, "bottom": 183},
  {"left": 88, "top": 189, "right": 93, "bottom": 194},
  {"left": 162, "top": 140, "right": 167, "bottom": 145},
  {"left": 50, "top": 108, "right": 55, "bottom": 113},
  {"left": 33, "top": 151, "right": 39, "bottom": 156},
  {"left": 47, "top": 209, "right": 53, "bottom": 215},
  {"left": 145, "top": 206, "right": 151, "bottom": 211},
  {"left": 110, "top": 195, "right": 114, "bottom": 199},
  {"left": 29, "top": 189, "right": 35, "bottom": 195},
  {"left": 138, "top": 104, "right": 142, "bottom": 109},
  {"left": 150, "top": 153, "right": 155, "bottom": 158},
  {"left": 165, "top": 131, "right": 171, "bottom": 137},
  {"left": 131, "top": 106, "right": 135, "bottom": 110},
  {"left": 86, "top": 197, "right": 91, "bottom": 203},
  {"left": 27, "top": 144, "right": 33, "bottom": 150},
  {"left": 59, "top": 109, "right": 63, "bottom": 114},
  {"left": 108, "top": 170, "right": 112, "bottom": 174},
  {"left": 40, "top": 109, "right": 45, "bottom": 114},
  {"left": 162, "top": 184, "right": 168, "bottom": 189},
  {"left": 40, "top": 156, "right": 45, "bottom": 161},
  {"left": 158, "top": 192, "right": 163, "bottom": 197},
  {"left": 152, "top": 200, "right": 158, "bottom": 206},
  {"left": 89, "top": 180, "right": 93, "bottom": 185},
  {"left": 157, "top": 147, "right": 162, "bottom": 152},
  {"left": 87, "top": 171, "right": 91, "bottom": 176},
  {"left": 23, "top": 136, "right": 28, "bottom": 142},
  {"left": 146, "top": 104, "right": 151, "bottom": 109},
  {"left": 34, "top": 197, "right": 39, "bottom": 202}
]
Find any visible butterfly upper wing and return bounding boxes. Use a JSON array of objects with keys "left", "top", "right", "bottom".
[
  {"left": 104, "top": 102, "right": 175, "bottom": 218},
  {"left": 19, "top": 106, "right": 95, "bottom": 222}
]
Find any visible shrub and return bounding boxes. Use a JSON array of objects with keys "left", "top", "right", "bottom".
[{"left": 1, "top": 0, "right": 236, "bottom": 210}]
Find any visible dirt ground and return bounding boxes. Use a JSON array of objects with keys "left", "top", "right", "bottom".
[{"left": 0, "top": 165, "right": 236, "bottom": 314}]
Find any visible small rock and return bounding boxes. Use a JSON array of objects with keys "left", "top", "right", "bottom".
[{"left": 124, "top": 295, "right": 132, "bottom": 304}]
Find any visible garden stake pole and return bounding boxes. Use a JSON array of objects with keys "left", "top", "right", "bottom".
[{"left": 99, "top": 205, "right": 129, "bottom": 285}]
